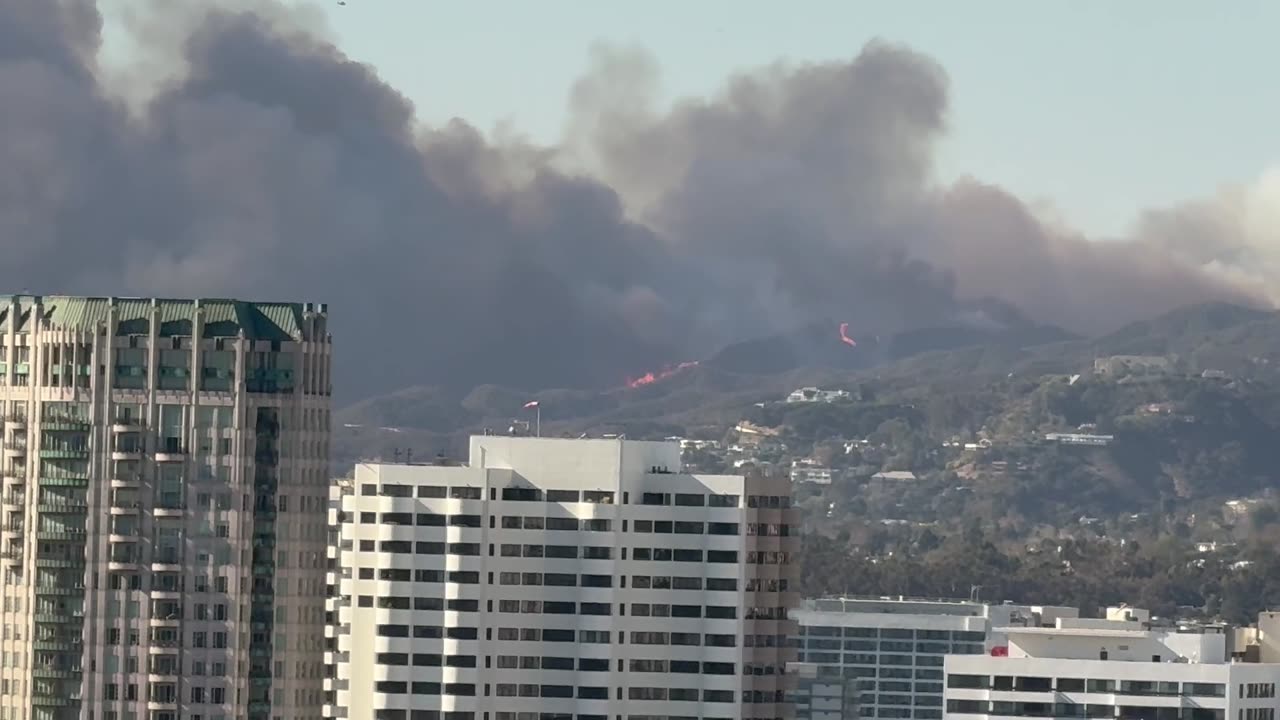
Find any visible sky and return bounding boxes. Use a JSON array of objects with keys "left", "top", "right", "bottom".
[{"left": 246, "top": 0, "right": 1275, "bottom": 238}]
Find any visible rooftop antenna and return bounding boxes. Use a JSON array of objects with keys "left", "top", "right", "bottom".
[
  {"left": 970, "top": 585, "right": 982, "bottom": 603},
  {"left": 393, "top": 448, "right": 401, "bottom": 463},
  {"left": 406, "top": 448, "right": 414, "bottom": 465}
]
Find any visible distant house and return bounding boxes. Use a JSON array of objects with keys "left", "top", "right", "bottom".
[
  {"left": 870, "top": 470, "right": 918, "bottom": 483},
  {"left": 1093, "top": 355, "right": 1172, "bottom": 377},
  {"left": 674, "top": 438, "right": 721, "bottom": 451},
  {"left": 1045, "top": 432, "right": 1114, "bottom": 447},
  {"left": 789, "top": 466, "right": 834, "bottom": 485},
  {"left": 785, "top": 387, "right": 851, "bottom": 404}
]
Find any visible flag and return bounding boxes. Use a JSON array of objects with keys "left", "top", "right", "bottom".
[{"left": 523, "top": 401, "right": 539, "bottom": 409}]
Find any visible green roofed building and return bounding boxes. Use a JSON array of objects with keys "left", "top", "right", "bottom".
[{"left": 0, "top": 296, "right": 332, "bottom": 720}]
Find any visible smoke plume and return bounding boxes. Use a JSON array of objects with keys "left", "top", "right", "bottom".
[{"left": 0, "top": 0, "right": 1274, "bottom": 401}]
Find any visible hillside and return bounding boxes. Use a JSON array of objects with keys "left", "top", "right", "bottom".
[{"left": 332, "top": 302, "right": 1280, "bottom": 503}]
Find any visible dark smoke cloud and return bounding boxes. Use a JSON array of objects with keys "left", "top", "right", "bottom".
[
  {"left": 567, "top": 44, "right": 1268, "bottom": 340},
  {"left": 0, "top": 1, "right": 1271, "bottom": 402}
]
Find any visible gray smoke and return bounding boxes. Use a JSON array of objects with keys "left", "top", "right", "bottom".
[{"left": 0, "top": 1, "right": 1271, "bottom": 401}]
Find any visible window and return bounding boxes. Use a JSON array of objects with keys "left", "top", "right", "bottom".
[{"left": 674, "top": 493, "right": 704, "bottom": 506}]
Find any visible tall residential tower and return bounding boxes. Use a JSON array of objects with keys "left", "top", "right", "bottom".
[
  {"left": 325, "top": 435, "right": 799, "bottom": 720},
  {"left": 0, "top": 296, "right": 332, "bottom": 720}
]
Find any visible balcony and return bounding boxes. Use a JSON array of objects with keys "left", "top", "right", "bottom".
[
  {"left": 4, "top": 443, "right": 26, "bottom": 457},
  {"left": 5, "top": 414, "right": 27, "bottom": 429},
  {"left": 109, "top": 500, "right": 141, "bottom": 514},
  {"left": 31, "top": 666, "right": 81, "bottom": 679},
  {"left": 39, "top": 475, "right": 89, "bottom": 488},
  {"left": 38, "top": 449, "right": 89, "bottom": 460},
  {"left": 37, "top": 499, "right": 87, "bottom": 512},
  {"left": 110, "top": 449, "right": 142, "bottom": 462},
  {"left": 111, "top": 421, "right": 144, "bottom": 435},
  {"left": 153, "top": 502, "right": 185, "bottom": 518},
  {"left": 2, "top": 492, "right": 23, "bottom": 507},
  {"left": 2, "top": 467, "right": 23, "bottom": 480},
  {"left": 35, "top": 530, "right": 86, "bottom": 542},
  {"left": 34, "top": 585, "right": 85, "bottom": 597},
  {"left": 35, "top": 556, "right": 84, "bottom": 568},
  {"left": 154, "top": 449, "right": 187, "bottom": 463},
  {"left": 41, "top": 418, "right": 90, "bottom": 432},
  {"left": 32, "top": 638, "right": 81, "bottom": 652}
]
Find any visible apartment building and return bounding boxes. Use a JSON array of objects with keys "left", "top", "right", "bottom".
[
  {"left": 0, "top": 296, "right": 332, "bottom": 720},
  {"left": 324, "top": 435, "right": 800, "bottom": 720},
  {"left": 790, "top": 597, "right": 1077, "bottom": 720},
  {"left": 944, "top": 616, "right": 1280, "bottom": 720}
]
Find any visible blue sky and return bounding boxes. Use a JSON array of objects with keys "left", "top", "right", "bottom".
[{"left": 274, "top": 0, "right": 1277, "bottom": 237}]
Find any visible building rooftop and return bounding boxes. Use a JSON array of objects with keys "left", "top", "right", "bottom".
[{"left": 0, "top": 295, "right": 325, "bottom": 340}]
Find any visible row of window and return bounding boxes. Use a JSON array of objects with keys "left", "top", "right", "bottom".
[
  {"left": 365, "top": 485, "right": 616, "bottom": 505},
  {"left": 813, "top": 666, "right": 943, "bottom": 681},
  {"left": 362, "top": 485, "right": 757, "bottom": 509},
  {"left": 946, "top": 700, "right": 1224, "bottom": 720},
  {"left": 361, "top": 512, "right": 751, "bottom": 538},
  {"left": 862, "top": 694, "right": 944, "bottom": 708},
  {"left": 805, "top": 639, "right": 984, "bottom": 654},
  {"left": 500, "top": 517, "right": 611, "bottom": 531},
  {"left": 361, "top": 512, "right": 482, "bottom": 527},
  {"left": 1243, "top": 683, "right": 1277, "bottom": 699},
  {"left": 626, "top": 603, "right": 738, "bottom": 619},
  {"left": 365, "top": 540, "right": 612, "bottom": 559},
  {"left": 803, "top": 626, "right": 986, "bottom": 641},
  {"left": 364, "top": 626, "right": 776, "bottom": 648},
  {"left": 495, "top": 572, "right": 612, "bottom": 588},
  {"left": 799, "top": 652, "right": 945, "bottom": 667},
  {"left": 104, "top": 683, "right": 226, "bottom": 703},
  {"left": 948, "top": 675, "right": 1227, "bottom": 697},
  {"left": 355, "top": 539, "right": 755, "bottom": 565},
  {"left": 631, "top": 575, "right": 737, "bottom": 590},
  {"left": 496, "top": 685, "right": 734, "bottom": 703}
]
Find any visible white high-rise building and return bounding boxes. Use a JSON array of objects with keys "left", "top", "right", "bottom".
[
  {"left": 324, "top": 435, "right": 799, "bottom": 720},
  {"left": 790, "top": 597, "right": 1078, "bottom": 720},
  {"left": 0, "top": 296, "right": 332, "bottom": 720},
  {"left": 944, "top": 616, "right": 1280, "bottom": 720}
]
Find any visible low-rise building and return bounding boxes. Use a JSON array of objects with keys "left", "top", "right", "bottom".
[
  {"left": 945, "top": 616, "right": 1280, "bottom": 720},
  {"left": 790, "top": 597, "right": 1076, "bottom": 720}
]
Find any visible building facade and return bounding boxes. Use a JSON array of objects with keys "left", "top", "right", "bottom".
[
  {"left": 944, "top": 621, "right": 1280, "bottom": 720},
  {"left": 790, "top": 598, "right": 1077, "bottom": 720},
  {"left": 324, "top": 435, "right": 800, "bottom": 720},
  {"left": 0, "top": 296, "right": 332, "bottom": 720}
]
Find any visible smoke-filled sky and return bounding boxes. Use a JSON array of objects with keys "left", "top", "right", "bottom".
[{"left": 3, "top": 0, "right": 1279, "bottom": 402}]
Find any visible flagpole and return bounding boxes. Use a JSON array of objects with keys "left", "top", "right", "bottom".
[{"left": 536, "top": 405, "right": 541, "bottom": 437}]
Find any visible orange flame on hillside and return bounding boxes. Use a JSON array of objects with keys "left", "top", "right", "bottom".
[{"left": 626, "top": 361, "right": 700, "bottom": 388}]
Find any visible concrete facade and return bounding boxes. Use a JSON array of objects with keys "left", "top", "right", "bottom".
[
  {"left": 0, "top": 296, "right": 332, "bottom": 720},
  {"left": 324, "top": 436, "right": 800, "bottom": 720},
  {"left": 945, "top": 624, "right": 1280, "bottom": 720},
  {"left": 791, "top": 598, "right": 1078, "bottom": 720}
]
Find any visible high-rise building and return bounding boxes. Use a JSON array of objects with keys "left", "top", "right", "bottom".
[
  {"left": 324, "top": 435, "right": 799, "bottom": 720},
  {"left": 789, "top": 598, "right": 1078, "bottom": 720},
  {"left": 0, "top": 296, "right": 332, "bottom": 720}
]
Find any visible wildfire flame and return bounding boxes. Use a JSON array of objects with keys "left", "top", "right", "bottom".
[
  {"left": 839, "top": 322, "right": 857, "bottom": 347},
  {"left": 626, "top": 360, "right": 700, "bottom": 388}
]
